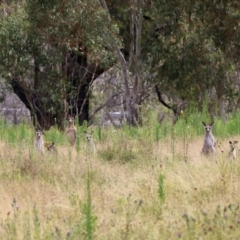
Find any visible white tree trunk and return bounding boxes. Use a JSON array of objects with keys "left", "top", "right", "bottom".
[{"left": 99, "top": 0, "right": 145, "bottom": 126}]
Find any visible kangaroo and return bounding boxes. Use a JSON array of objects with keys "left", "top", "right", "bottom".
[
  {"left": 65, "top": 115, "right": 77, "bottom": 146},
  {"left": 34, "top": 130, "right": 45, "bottom": 154},
  {"left": 228, "top": 140, "right": 238, "bottom": 160},
  {"left": 201, "top": 122, "right": 216, "bottom": 156},
  {"left": 45, "top": 142, "right": 57, "bottom": 153},
  {"left": 84, "top": 130, "right": 96, "bottom": 155}
]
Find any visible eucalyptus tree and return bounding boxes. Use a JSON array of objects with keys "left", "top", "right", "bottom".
[
  {"left": 98, "top": 0, "right": 154, "bottom": 126},
  {"left": 144, "top": 0, "right": 240, "bottom": 121},
  {"left": 0, "top": 0, "right": 116, "bottom": 129},
  {"left": 198, "top": 1, "right": 240, "bottom": 120},
  {"left": 2, "top": 0, "right": 240, "bottom": 128}
]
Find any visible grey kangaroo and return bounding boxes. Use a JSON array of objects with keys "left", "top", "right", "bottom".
[
  {"left": 34, "top": 130, "right": 45, "bottom": 154},
  {"left": 84, "top": 130, "right": 96, "bottom": 155},
  {"left": 65, "top": 115, "right": 77, "bottom": 146},
  {"left": 201, "top": 122, "right": 216, "bottom": 156}
]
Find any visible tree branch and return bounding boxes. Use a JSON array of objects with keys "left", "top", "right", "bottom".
[
  {"left": 88, "top": 91, "right": 123, "bottom": 122},
  {"left": 155, "top": 85, "right": 177, "bottom": 115}
]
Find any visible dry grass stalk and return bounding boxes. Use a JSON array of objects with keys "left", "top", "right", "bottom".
[{"left": 1, "top": 132, "right": 240, "bottom": 239}]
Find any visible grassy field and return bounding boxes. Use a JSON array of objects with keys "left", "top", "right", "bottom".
[{"left": 0, "top": 112, "right": 240, "bottom": 239}]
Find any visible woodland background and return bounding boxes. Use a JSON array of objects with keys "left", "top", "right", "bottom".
[
  {"left": 1, "top": 0, "right": 240, "bottom": 128},
  {"left": 1, "top": 1, "right": 240, "bottom": 239}
]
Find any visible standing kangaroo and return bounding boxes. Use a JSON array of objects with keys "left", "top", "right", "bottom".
[
  {"left": 34, "top": 130, "right": 45, "bottom": 154},
  {"left": 65, "top": 115, "right": 77, "bottom": 146},
  {"left": 84, "top": 130, "right": 96, "bottom": 155},
  {"left": 201, "top": 122, "right": 216, "bottom": 156}
]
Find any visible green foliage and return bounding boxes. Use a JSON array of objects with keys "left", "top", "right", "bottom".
[
  {"left": 122, "top": 194, "right": 143, "bottom": 240},
  {"left": 81, "top": 166, "right": 96, "bottom": 240},
  {"left": 96, "top": 126, "right": 102, "bottom": 141},
  {"left": 33, "top": 205, "right": 41, "bottom": 240},
  {"left": 99, "top": 144, "right": 136, "bottom": 163},
  {"left": 0, "top": 5, "right": 29, "bottom": 77},
  {"left": 0, "top": 0, "right": 119, "bottom": 129},
  {"left": 143, "top": 0, "right": 240, "bottom": 115},
  {"left": 68, "top": 166, "right": 97, "bottom": 240},
  {"left": 99, "top": 145, "right": 116, "bottom": 162},
  {"left": 44, "top": 126, "right": 65, "bottom": 145},
  {"left": 1, "top": 0, "right": 240, "bottom": 129},
  {"left": 158, "top": 174, "right": 165, "bottom": 204}
]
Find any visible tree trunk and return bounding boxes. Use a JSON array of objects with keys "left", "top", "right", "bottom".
[
  {"left": 11, "top": 51, "right": 104, "bottom": 130},
  {"left": 11, "top": 78, "right": 60, "bottom": 130},
  {"left": 65, "top": 51, "right": 104, "bottom": 125},
  {"left": 218, "top": 95, "right": 226, "bottom": 123},
  {"left": 99, "top": 0, "right": 146, "bottom": 126}
]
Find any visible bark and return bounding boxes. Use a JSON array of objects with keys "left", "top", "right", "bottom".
[
  {"left": 65, "top": 51, "right": 104, "bottom": 125},
  {"left": 11, "top": 51, "right": 104, "bottom": 130},
  {"left": 218, "top": 95, "right": 226, "bottom": 123},
  {"left": 100, "top": 0, "right": 145, "bottom": 126},
  {"left": 131, "top": 0, "right": 144, "bottom": 125},
  {"left": 115, "top": 47, "right": 135, "bottom": 125},
  {"left": 11, "top": 78, "right": 56, "bottom": 130},
  {"left": 214, "top": 75, "right": 227, "bottom": 123}
]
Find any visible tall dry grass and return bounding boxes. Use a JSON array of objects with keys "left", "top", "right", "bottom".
[{"left": 0, "top": 113, "right": 240, "bottom": 239}]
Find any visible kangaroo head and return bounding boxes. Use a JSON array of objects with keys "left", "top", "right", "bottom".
[
  {"left": 84, "top": 130, "right": 94, "bottom": 143},
  {"left": 202, "top": 122, "right": 214, "bottom": 133},
  {"left": 36, "top": 130, "right": 43, "bottom": 139},
  {"left": 67, "top": 115, "right": 75, "bottom": 124}
]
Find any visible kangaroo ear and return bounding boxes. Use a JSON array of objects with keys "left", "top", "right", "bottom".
[
  {"left": 210, "top": 121, "right": 214, "bottom": 126},
  {"left": 202, "top": 122, "right": 206, "bottom": 126}
]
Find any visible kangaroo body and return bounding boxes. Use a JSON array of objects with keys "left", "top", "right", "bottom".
[
  {"left": 84, "top": 130, "right": 96, "bottom": 155},
  {"left": 228, "top": 141, "right": 238, "bottom": 160},
  {"left": 34, "top": 130, "right": 45, "bottom": 154},
  {"left": 65, "top": 116, "right": 77, "bottom": 146},
  {"left": 201, "top": 122, "right": 216, "bottom": 156}
]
